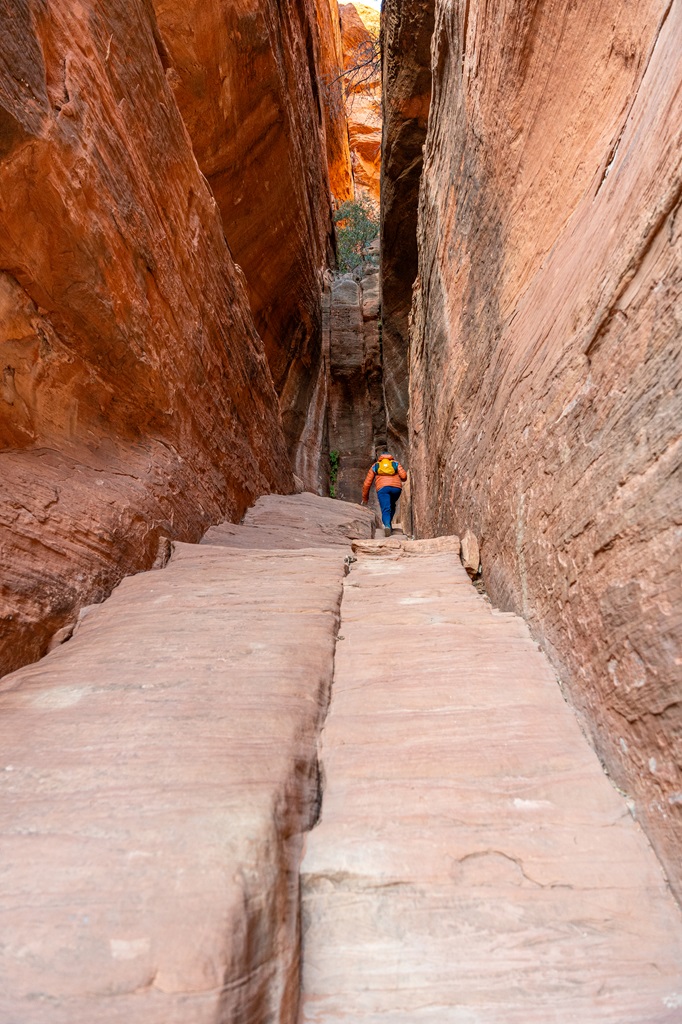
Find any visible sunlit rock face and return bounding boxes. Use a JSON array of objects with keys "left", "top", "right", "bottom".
[
  {"left": 0, "top": 0, "right": 292, "bottom": 676},
  {"left": 339, "top": 3, "right": 381, "bottom": 203},
  {"left": 316, "top": 0, "right": 355, "bottom": 204},
  {"left": 384, "top": 0, "right": 682, "bottom": 899},
  {"left": 153, "top": 0, "right": 340, "bottom": 472}
]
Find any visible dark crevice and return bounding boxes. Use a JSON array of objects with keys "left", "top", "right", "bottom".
[{"left": 379, "top": 0, "right": 436, "bottom": 458}]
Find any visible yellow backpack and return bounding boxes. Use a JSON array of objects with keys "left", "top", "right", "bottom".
[{"left": 376, "top": 457, "right": 397, "bottom": 476}]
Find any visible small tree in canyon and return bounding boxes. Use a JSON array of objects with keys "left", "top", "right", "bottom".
[{"left": 334, "top": 195, "right": 379, "bottom": 271}]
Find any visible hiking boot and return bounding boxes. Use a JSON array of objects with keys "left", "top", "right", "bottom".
[{"left": 384, "top": 526, "right": 392, "bottom": 537}]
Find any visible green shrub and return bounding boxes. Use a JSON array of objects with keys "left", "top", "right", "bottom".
[
  {"left": 334, "top": 197, "right": 379, "bottom": 272},
  {"left": 329, "top": 449, "right": 340, "bottom": 498}
]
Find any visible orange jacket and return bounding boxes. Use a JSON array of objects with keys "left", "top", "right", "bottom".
[{"left": 362, "top": 456, "right": 407, "bottom": 503}]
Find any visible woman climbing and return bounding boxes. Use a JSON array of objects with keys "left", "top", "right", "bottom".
[{"left": 361, "top": 449, "right": 408, "bottom": 536}]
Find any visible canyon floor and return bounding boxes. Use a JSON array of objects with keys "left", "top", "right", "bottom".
[{"left": 1, "top": 494, "right": 681, "bottom": 1023}]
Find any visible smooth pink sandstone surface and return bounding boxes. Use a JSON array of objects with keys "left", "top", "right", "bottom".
[
  {"left": 300, "top": 536, "right": 682, "bottom": 1023},
  {"left": 203, "top": 492, "right": 376, "bottom": 550},
  {"left": 0, "top": 496, "right": 373, "bottom": 1023}
]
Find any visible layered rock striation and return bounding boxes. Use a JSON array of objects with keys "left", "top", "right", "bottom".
[
  {"left": 153, "top": 0, "right": 343, "bottom": 470},
  {"left": 384, "top": 0, "right": 682, "bottom": 897},
  {"left": 0, "top": 0, "right": 292, "bottom": 676}
]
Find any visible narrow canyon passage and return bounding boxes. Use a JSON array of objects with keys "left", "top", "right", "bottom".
[
  {"left": 1, "top": 495, "right": 681, "bottom": 1022},
  {"left": 1, "top": 0, "right": 680, "bottom": 1019}
]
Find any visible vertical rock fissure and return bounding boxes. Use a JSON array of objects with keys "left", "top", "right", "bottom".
[
  {"left": 309, "top": 571, "right": 346, "bottom": 834},
  {"left": 284, "top": 567, "right": 346, "bottom": 1024},
  {"left": 296, "top": 549, "right": 352, "bottom": 1016}
]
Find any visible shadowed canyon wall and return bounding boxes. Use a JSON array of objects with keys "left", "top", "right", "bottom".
[
  {"left": 0, "top": 0, "right": 295, "bottom": 676},
  {"left": 152, "top": 0, "right": 345, "bottom": 473},
  {"left": 383, "top": 0, "right": 682, "bottom": 898},
  {"left": 380, "top": 0, "right": 434, "bottom": 459},
  {"left": 326, "top": 268, "right": 384, "bottom": 503}
]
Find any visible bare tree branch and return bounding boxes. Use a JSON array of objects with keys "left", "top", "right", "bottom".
[
  {"left": 322, "top": 37, "right": 381, "bottom": 119},
  {"left": 326, "top": 38, "right": 381, "bottom": 93}
]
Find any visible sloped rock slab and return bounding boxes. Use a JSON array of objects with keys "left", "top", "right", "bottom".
[
  {"left": 300, "top": 546, "right": 682, "bottom": 1023},
  {"left": 203, "top": 492, "right": 375, "bottom": 550},
  {"left": 0, "top": 542, "right": 346, "bottom": 1023}
]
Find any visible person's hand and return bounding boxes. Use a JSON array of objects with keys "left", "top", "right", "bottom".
[{"left": 361, "top": 499, "right": 368, "bottom": 506}]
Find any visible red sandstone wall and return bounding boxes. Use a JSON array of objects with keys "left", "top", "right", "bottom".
[
  {"left": 316, "top": 0, "right": 355, "bottom": 204},
  {"left": 400, "top": 1, "right": 682, "bottom": 896},
  {"left": 152, "top": 0, "right": 341, "bottom": 474},
  {"left": 0, "top": 0, "right": 292, "bottom": 676}
]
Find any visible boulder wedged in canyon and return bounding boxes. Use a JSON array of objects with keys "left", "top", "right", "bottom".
[
  {"left": 339, "top": 4, "right": 381, "bottom": 203},
  {"left": 379, "top": 0, "right": 434, "bottom": 457},
  {"left": 300, "top": 538, "right": 682, "bottom": 1023},
  {"left": 0, "top": 0, "right": 292, "bottom": 678},
  {"left": 152, "top": 0, "right": 340, "bottom": 474},
  {"left": 0, "top": 495, "right": 374, "bottom": 1023},
  {"left": 390, "top": 0, "right": 682, "bottom": 895},
  {"left": 326, "top": 270, "right": 385, "bottom": 504}
]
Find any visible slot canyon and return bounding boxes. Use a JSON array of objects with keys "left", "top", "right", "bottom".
[{"left": 0, "top": 0, "right": 681, "bottom": 1020}]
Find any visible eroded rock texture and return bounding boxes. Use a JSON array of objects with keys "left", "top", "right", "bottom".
[
  {"left": 399, "top": 0, "right": 682, "bottom": 896},
  {"left": 327, "top": 270, "right": 385, "bottom": 503},
  {"left": 339, "top": 4, "right": 381, "bottom": 203},
  {"left": 380, "top": 0, "right": 434, "bottom": 457},
  {"left": 0, "top": 0, "right": 292, "bottom": 677},
  {"left": 153, "top": 0, "right": 339, "bottom": 470}
]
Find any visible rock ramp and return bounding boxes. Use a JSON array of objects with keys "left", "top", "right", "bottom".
[
  {"left": 0, "top": 497, "right": 681, "bottom": 1022},
  {"left": 0, "top": 495, "right": 373, "bottom": 1023},
  {"left": 300, "top": 535, "right": 682, "bottom": 1024}
]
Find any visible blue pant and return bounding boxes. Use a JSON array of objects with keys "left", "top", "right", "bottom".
[{"left": 377, "top": 486, "right": 401, "bottom": 528}]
